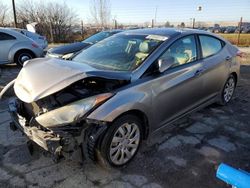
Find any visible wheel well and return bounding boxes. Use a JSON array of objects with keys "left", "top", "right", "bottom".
[
  {"left": 231, "top": 72, "right": 238, "bottom": 84},
  {"left": 113, "top": 110, "right": 149, "bottom": 140},
  {"left": 14, "top": 49, "right": 36, "bottom": 61}
]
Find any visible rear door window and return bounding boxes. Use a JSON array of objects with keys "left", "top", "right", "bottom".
[
  {"left": 199, "top": 35, "right": 223, "bottom": 58},
  {"left": 0, "top": 32, "right": 16, "bottom": 40}
]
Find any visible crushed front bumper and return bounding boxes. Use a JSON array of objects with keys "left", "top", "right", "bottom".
[
  {"left": 8, "top": 99, "right": 62, "bottom": 155},
  {"left": 8, "top": 98, "right": 108, "bottom": 162}
]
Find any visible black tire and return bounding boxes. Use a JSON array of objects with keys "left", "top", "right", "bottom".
[
  {"left": 218, "top": 75, "right": 236, "bottom": 105},
  {"left": 14, "top": 50, "right": 34, "bottom": 67},
  {"left": 98, "top": 114, "right": 143, "bottom": 168}
]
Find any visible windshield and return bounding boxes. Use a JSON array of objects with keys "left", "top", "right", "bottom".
[
  {"left": 74, "top": 34, "right": 164, "bottom": 71},
  {"left": 83, "top": 31, "right": 112, "bottom": 44}
]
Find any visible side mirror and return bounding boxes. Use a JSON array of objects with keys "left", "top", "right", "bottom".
[{"left": 157, "top": 56, "right": 175, "bottom": 73}]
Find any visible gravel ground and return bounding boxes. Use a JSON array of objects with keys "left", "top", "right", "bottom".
[{"left": 0, "top": 48, "right": 250, "bottom": 188}]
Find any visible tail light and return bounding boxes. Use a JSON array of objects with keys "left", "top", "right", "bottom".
[
  {"left": 32, "top": 42, "right": 39, "bottom": 48},
  {"left": 236, "top": 50, "right": 244, "bottom": 58}
]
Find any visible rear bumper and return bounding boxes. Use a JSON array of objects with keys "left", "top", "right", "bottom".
[{"left": 32, "top": 47, "right": 44, "bottom": 58}]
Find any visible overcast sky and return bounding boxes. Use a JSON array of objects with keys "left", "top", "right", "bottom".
[{"left": 6, "top": 0, "right": 250, "bottom": 24}]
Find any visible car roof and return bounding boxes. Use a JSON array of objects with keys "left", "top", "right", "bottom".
[
  {"left": 3, "top": 27, "right": 42, "bottom": 36},
  {"left": 120, "top": 27, "right": 227, "bottom": 42},
  {"left": 5, "top": 27, "right": 31, "bottom": 33},
  {"left": 0, "top": 27, "right": 35, "bottom": 41},
  {"left": 123, "top": 27, "right": 212, "bottom": 35},
  {"left": 122, "top": 28, "right": 182, "bottom": 37},
  {"left": 103, "top": 29, "right": 124, "bottom": 34},
  {"left": 0, "top": 27, "right": 24, "bottom": 36},
  {"left": 1, "top": 27, "right": 24, "bottom": 31}
]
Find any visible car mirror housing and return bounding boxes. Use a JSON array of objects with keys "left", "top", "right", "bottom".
[{"left": 157, "top": 56, "right": 175, "bottom": 73}]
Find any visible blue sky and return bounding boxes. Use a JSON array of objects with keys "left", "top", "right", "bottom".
[{"left": 8, "top": 0, "right": 250, "bottom": 23}]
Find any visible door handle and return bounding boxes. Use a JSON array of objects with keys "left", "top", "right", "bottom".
[
  {"left": 225, "top": 56, "right": 232, "bottom": 61},
  {"left": 194, "top": 69, "right": 204, "bottom": 77}
]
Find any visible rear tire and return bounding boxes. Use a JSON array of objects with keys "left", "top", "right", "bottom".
[
  {"left": 14, "top": 50, "right": 34, "bottom": 67},
  {"left": 218, "top": 75, "right": 236, "bottom": 105},
  {"left": 98, "top": 115, "right": 143, "bottom": 168}
]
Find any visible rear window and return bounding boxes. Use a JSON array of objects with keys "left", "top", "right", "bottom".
[
  {"left": 199, "top": 35, "right": 223, "bottom": 58},
  {"left": 0, "top": 32, "right": 16, "bottom": 40}
]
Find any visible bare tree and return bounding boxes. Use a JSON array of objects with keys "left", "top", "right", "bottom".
[
  {"left": 16, "top": 0, "right": 78, "bottom": 42},
  {"left": 90, "top": 0, "right": 111, "bottom": 28},
  {"left": 180, "top": 22, "right": 185, "bottom": 28},
  {"left": 45, "top": 2, "right": 78, "bottom": 42},
  {"left": 17, "top": 0, "right": 38, "bottom": 23},
  {"left": 0, "top": 2, "right": 9, "bottom": 26}
]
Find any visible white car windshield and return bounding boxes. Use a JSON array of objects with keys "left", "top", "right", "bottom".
[{"left": 73, "top": 34, "right": 164, "bottom": 71}]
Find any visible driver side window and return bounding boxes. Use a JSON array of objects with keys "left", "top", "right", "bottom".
[{"left": 160, "top": 35, "right": 197, "bottom": 67}]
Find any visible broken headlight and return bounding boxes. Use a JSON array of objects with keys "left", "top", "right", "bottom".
[{"left": 35, "top": 93, "right": 113, "bottom": 128}]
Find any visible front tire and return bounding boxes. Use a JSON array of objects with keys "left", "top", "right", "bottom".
[
  {"left": 219, "top": 75, "right": 236, "bottom": 105},
  {"left": 99, "top": 115, "right": 142, "bottom": 167}
]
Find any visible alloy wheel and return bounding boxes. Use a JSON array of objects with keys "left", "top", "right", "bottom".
[
  {"left": 109, "top": 122, "right": 140, "bottom": 165},
  {"left": 223, "top": 77, "right": 235, "bottom": 103}
]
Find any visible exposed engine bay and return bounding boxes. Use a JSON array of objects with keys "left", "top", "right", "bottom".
[
  {"left": 19, "top": 77, "right": 128, "bottom": 121},
  {"left": 6, "top": 76, "right": 128, "bottom": 162}
]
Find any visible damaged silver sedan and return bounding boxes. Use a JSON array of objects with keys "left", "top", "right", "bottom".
[{"left": 1, "top": 28, "right": 240, "bottom": 167}]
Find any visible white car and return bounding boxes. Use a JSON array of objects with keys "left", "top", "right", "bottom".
[
  {"left": 11, "top": 28, "right": 48, "bottom": 49},
  {"left": 0, "top": 28, "right": 44, "bottom": 66}
]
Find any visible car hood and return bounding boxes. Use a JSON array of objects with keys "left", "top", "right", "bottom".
[
  {"left": 48, "top": 42, "right": 90, "bottom": 55},
  {"left": 14, "top": 58, "right": 131, "bottom": 103}
]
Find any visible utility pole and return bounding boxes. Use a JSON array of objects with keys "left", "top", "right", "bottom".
[
  {"left": 192, "top": 18, "right": 195, "bottom": 29},
  {"left": 114, "top": 19, "right": 117, "bottom": 29},
  {"left": 193, "top": 6, "right": 202, "bottom": 29},
  {"left": 237, "top": 17, "right": 243, "bottom": 46},
  {"left": 154, "top": 6, "right": 158, "bottom": 26},
  {"left": 81, "top": 20, "right": 84, "bottom": 39},
  {"left": 12, "top": 0, "right": 17, "bottom": 28},
  {"left": 151, "top": 19, "right": 154, "bottom": 28}
]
